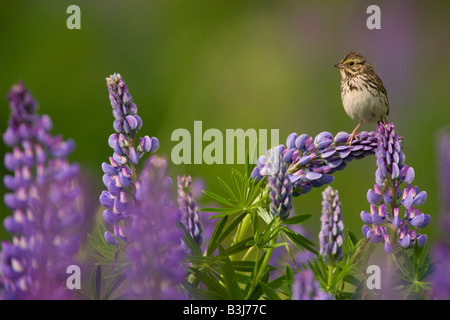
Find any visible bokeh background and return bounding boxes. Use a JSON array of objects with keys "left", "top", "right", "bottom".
[{"left": 1, "top": 0, "right": 449, "bottom": 252}]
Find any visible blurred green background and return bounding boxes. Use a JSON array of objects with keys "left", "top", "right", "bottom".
[{"left": 1, "top": 0, "right": 449, "bottom": 249}]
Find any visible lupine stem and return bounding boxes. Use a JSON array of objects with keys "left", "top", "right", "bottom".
[{"left": 246, "top": 235, "right": 277, "bottom": 299}]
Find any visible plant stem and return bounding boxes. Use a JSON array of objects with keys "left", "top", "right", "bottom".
[{"left": 245, "top": 236, "right": 277, "bottom": 299}]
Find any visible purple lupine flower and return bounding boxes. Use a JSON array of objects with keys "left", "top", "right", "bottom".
[
  {"left": 267, "top": 148, "right": 293, "bottom": 220},
  {"left": 319, "top": 186, "right": 344, "bottom": 264},
  {"left": 430, "top": 130, "right": 450, "bottom": 299},
  {"left": 361, "top": 122, "right": 430, "bottom": 253},
  {"left": 291, "top": 269, "right": 332, "bottom": 300},
  {"left": 1, "top": 82, "right": 83, "bottom": 299},
  {"left": 100, "top": 73, "right": 159, "bottom": 244},
  {"left": 126, "top": 156, "right": 186, "bottom": 299},
  {"left": 252, "top": 130, "right": 378, "bottom": 196},
  {"left": 177, "top": 175, "right": 203, "bottom": 248},
  {"left": 437, "top": 129, "right": 450, "bottom": 230}
]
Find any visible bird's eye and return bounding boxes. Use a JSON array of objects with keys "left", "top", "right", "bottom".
[{"left": 349, "top": 61, "right": 355, "bottom": 66}]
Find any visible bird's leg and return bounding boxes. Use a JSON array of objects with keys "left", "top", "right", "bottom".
[{"left": 347, "top": 120, "right": 362, "bottom": 146}]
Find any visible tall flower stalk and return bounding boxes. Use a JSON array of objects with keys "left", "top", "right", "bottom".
[
  {"left": 360, "top": 122, "right": 430, "bottom": 253},
  {"left": 319, "top": 186, "right": 344, "bottom": 265},
  {"left": 0, "top": 82, "right": 84, "bottom": 299},
  {"left": 126, "top": 156, "right": 186, "bottom": 299},
  {"left": 267, "top": 148, "right": 293, "bottom": 220},
  {"left": 177, "top": 175, "right": 203, "bottom": 248},
  {"left": 99, "top": 73, "right": 159, "bottom": 244},
  {"left": 430, "top": 129, "right": 450, "bottom": 299}
]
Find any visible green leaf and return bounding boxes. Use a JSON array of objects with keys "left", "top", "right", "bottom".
[
  {"left": 282, "top": 213, "right": 313, "bottom": 225},
  {"left": 282, "top": 227, "right": 318, "bottom": 255},
  {"left": 89, "top": 264, "right": 101, "bottom": 300},
  {"left": 217, "top": 256, "right": 244, "bottom": 299},
  {"left": 187, "top": 267, "right": 228, "bottom": 299},
  {"left": 223, "top": 236, "right": 253, "bottom": 256},
  {"left": 206, "top": 216, "right": 228, "bottom": 256},
  {"left": 202, "top": 190, "right": 235, "bottom": 207},
  {"left": 259, "top": 281, "right": 281, "bottom": 300},
  {"left": 102, "top": 272, "right": 128, "bottom": 300},
  {"left": 218, "top": 177, "right": 238, "bottom": 202},
  {"left": 347, "top": 229, "right": 359, "bottom": 247},
  {"left": 178, "top": 221, "right": 202, "bottom": 256},
  {"left": 231, "top": 170, "right": 243, "bottom": 203},
  {"left": 217, "top": 212, "right": 247, "bottom": 244},
  {"left": 186, "top": 287, "right": 228, "bottom": 300}
]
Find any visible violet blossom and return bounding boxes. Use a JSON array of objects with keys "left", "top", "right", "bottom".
[
  {"left": 1, "top": 82, "right": 84, "bottom": 299},
  {"left": 100, "top": 73, "right": 159, "bottom": 244},
  {"left": 126, "top": 156, "right": 186, "bottom": 299},
  {"left": 361, "top": 122, "right": 430, "bottom": 253}
]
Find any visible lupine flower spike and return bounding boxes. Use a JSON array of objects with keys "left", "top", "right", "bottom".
[
  {"left": 266, "top": 147, "right": 293, "bottom": 220},
  {"left": 100, "top": 73, "right": 159, "bottom": 244},
  {"left": 319, "top": 186, "right": 344, "bottom": 264},
  {"left": 177, "top": 175, "right": 203, "bottom": 248},
  {"left": 126, "top": 156, "right": 186, "bottom": 299},
  {"left": 361, "top": 122, "right": 430, "bottom": 253},
  {"left": 252, "top": 130, "right": 378, "bottom": 196},
  {"left": 1, "top": 82, "right": 83, "bottom": 299}
]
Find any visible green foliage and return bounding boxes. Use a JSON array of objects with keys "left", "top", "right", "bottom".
[
  {"left": 391, "top": 241, "right": 432, "bottom": 299},
  {"left": 87, "top": 223, "right": 129, "bottom": 300},
  {"left": 184, "top": 162, "right": 317, "bottom": 300}
]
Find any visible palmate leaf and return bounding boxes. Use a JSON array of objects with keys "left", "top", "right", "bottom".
[{"left": 201, "top": 166, "right": 265, "bottom": 219}]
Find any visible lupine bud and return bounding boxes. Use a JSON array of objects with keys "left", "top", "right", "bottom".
[
  {"left": 177, "top": 175, "right": 203, "bottom": 248},
  {"left": 319, "top": 187, "right": 344, "bottom": 264},
  {"left": 267, "top": 148, "right": 293, "bottom": 220}
]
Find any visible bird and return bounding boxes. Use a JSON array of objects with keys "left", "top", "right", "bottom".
[{"left": 334, "top": 51, "right": 389, "bottom": 145}]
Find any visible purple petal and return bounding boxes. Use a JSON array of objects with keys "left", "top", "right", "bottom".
[
  {"left": 104, "top": 231, "right": 120, "bottom": 245},
  {"left": 305, "top": 171, "right": 322, "bottom": 180},
  {"left": 298, "top": 155, "right": 311, "bottom": 165},
  {"left": 283, "top": 149, "right": 295, "bottom": 163},
  {"left": 383, "top": 235, "right": 393, "bottom": 254},
  {"left": 295, "top": 134, "right": 308, "bottom": 150},
  {"left": 149, "top": 137, "right": 159, "bottom": 153},
  {"left": 102, "top": 162, "right": 118, "bottom": 176},
  {"left": 286, "top": 133, "right": 297, "bottom": 149},
  {"left": 99, "top": 191, "right": 114, "bottom": 208},
  {"left": 416, "top": 234, "right": 428, "bottom": 247},
  {"left": 399, "top": 234, "right": 411, "bottom": 248},
  {"left": 360, "top": 211, "right": 373, "bottom": 224},
  {"left": 367, "top": 189, "right": 381, "bottom": 205},
  {"left": 410, "top": 213, "right": 431, "bottom": 228},
  {"left": 103, "top": 209, "right": 121, "bottom": 224},
  {"left": 403, "top": 167, "right": 415, "bottom": 183},
  {"left": 321, "top": 149, "right": 336, "bottom": 159},
  {"left": 412, "top": 191, "right": 427, "bottom": 206},
  {"left": 334, "top": 132, "right": 350, "bottom": 144}
]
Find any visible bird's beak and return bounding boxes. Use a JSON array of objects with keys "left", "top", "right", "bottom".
[{"left": 334, "top": 63, "right": 345, "bottom": 69}]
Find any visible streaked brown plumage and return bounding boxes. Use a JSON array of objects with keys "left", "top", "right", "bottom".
[{"left": 335, "top": 52, "right": 389, "bottom": 145}]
